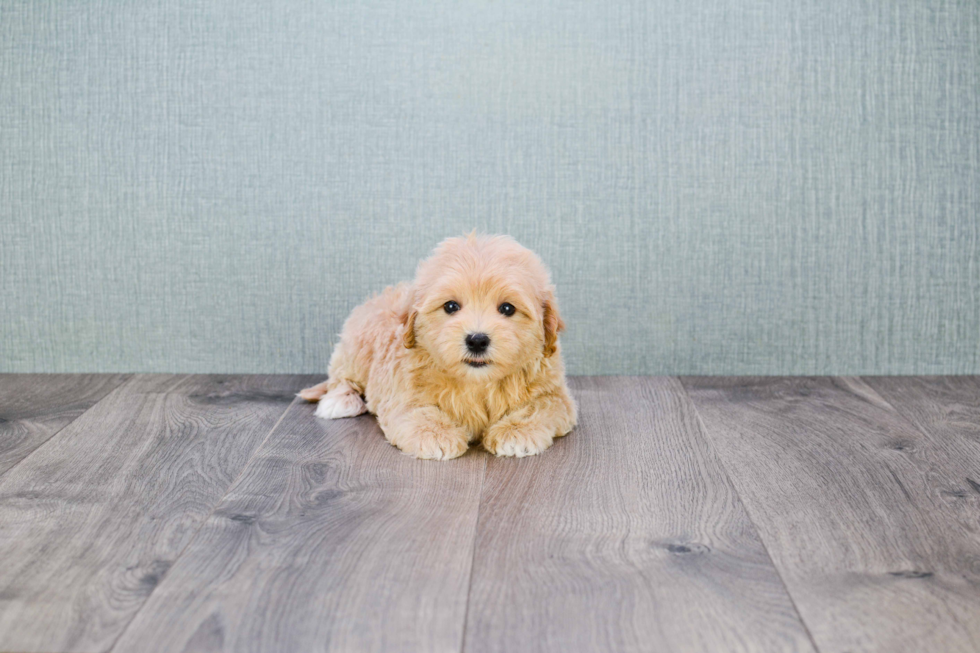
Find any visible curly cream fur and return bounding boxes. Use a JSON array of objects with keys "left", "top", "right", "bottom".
[{"left": 300, "top": 234, "right": 577, "bottom": 460}]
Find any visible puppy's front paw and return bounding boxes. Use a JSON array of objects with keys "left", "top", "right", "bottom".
[
  {"left": 483, "top": 421, "right": 554, "bottom": 458},
  {"left": 403, "top": 432, "right": 470, "bottom": 460},
  {"left": 384, "top": 407, "right": 470, "bottom": 460}
]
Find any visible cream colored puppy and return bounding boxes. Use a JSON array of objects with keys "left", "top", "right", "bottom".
[{"left": 300, "top": 234, "right": 576, "bottom": 460}]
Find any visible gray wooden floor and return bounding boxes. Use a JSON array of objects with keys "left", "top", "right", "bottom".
[{"left": 0, "top": 375, "right": 978, "bottom": 653}]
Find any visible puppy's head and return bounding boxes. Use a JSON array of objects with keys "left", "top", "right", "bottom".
[{"left": 403, "top": 234, "right": 563, "bottom": 379}]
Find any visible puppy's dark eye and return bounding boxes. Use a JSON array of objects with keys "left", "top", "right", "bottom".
[
  {"left": 443, "top": 300, "right": 461, "bottom": 314},
  {"left": 498, "top": 302, "right": 516, "bottom": 317}
]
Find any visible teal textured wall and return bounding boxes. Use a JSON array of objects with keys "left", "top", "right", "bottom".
[{"left": 2, "top": 1, "right": 978, "bottom": 374}]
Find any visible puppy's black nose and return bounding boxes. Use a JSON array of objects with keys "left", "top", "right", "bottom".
[{"left": 465, "top": 332, "right": 491, "bottom": 354}]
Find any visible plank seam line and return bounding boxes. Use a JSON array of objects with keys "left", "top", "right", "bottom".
[
  {"left": 0, "top": 373, "right": 137, "bottom": 483},
  {"left": 676, "top": 377, "right": 824, "bottom": 653},
  {"left": 855, "top": 375, "right": 949, "bottom": 447},
  {"left": 104, "top": 391, "right": 302, "bottom": 653},
  {"left": 457, "top": 454, "right": 490, "bottom": 653}
]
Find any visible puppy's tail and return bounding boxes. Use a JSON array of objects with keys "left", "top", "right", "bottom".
[{"left": 298, "top": 380, "right": 331, "bottom": 402}]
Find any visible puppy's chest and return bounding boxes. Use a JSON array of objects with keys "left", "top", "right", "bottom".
[{"left": 433, "top": 386, "right": 515, "bottom": 435}]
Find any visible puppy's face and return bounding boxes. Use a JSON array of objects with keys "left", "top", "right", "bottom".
[{"left": 405, "top": 236, "right": 562, "bottom": 380}]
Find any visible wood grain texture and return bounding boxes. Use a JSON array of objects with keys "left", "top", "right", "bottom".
[
  {"left": 464, "top": 376, "right": 815, "bottom": 653},
  {"left": 0, "top": 374, "right": 130, "bottom": 476},
  {"left": 862, "top": 376, "right": 980, "bottom": 490},
  {"left": 682, "top": 376, "right": 980, "bottom": 653},
  {"left": 0, "top": 374, "right": 308, "bottom": 653},
  {"left": 111, "top": 396, "right": 487, "bottom": 653}
]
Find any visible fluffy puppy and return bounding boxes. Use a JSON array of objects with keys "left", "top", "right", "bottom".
[{"left": 299, "top": 234, "right": 576, "bottom": 460}]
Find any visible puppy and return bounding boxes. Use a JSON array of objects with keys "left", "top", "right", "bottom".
[{"left": 299, "top": 234, "right": 576, "bottom": 460}]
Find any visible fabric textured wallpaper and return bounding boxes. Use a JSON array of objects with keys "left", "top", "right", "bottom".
[{"left": 1, "top": 0, "right": 978, "bottom": 374}]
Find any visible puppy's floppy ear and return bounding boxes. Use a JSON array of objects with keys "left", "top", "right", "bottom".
[
  {"left": 542, "top": 290, "right": 564, "bottom": 358},
  {"left": 402, "top": 309, "right": 418, "bottom": 349}
]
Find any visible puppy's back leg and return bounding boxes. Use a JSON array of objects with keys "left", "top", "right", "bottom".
[
  {"left": 298, "top": 339, "right": 359, "bottom": 404},
  {"left": 303, "top": 309, "right": 373, "bottom": 417},
  {"left": 314, "top": 379, "right": 368, "bottom": 419}
]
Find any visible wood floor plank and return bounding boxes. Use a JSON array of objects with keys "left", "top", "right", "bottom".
[
  {"left": 862, "top": 376, "right": 980, "bottom": 492},
  {"left": 0, "top": 374, "right": 130, "bottom": 476},
  {"left": 111, "top": 394, "right": 487, "bottom": 653},
  {"left": 681, "top": 376, "right": 980, "bottom": 653},
  {"left": 0, "top": 374, "right": 309, "bottom": 653},
  {"left": 463, "top": 376, "right": 816, "bottom": 653}
]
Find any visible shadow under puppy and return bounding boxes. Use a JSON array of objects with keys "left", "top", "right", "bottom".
[{"left": 300, "top": 234, "right": 577, "bottom": 460}]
